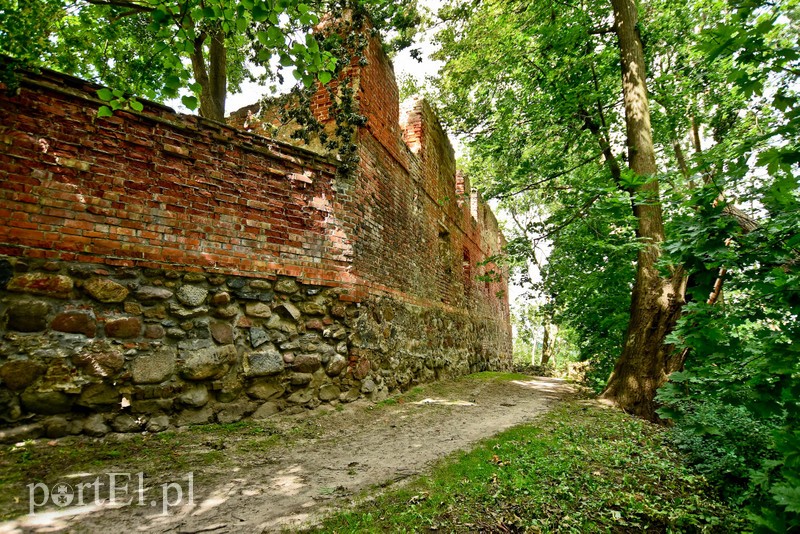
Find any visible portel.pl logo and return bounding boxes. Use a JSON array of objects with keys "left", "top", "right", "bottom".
[{"left": 27, "top": 472, "right": 194, "bottom": 515}]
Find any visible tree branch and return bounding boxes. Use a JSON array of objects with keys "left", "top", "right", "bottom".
[
  {"left": 536, "top": 193, "right": 602, "bottom": 242},
  {"left": 84, "top": 0, "right": 153, "bottom": 12},
  {"left": 494, "top": 151, "right": 604, "bottom": 200},
  {"left": 580, "top": 109, "right": 625, "bottom": 189},
  {"left": 589, "top": 25, "right": 615, "bottom": 35}
]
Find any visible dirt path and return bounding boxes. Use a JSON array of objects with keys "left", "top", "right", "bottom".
[{"left": 5, "top": 376, "right": 576, "bottom": 533}]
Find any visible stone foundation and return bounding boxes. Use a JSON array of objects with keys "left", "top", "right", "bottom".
[{"left": 0, "top": 257, "right": 508, "bottom": 439}]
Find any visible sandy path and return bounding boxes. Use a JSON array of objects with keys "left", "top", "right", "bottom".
[{"left": 5, "top": 376, "right": 575, "bottom": 533}]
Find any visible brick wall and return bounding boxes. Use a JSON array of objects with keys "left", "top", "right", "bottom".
[
  {"left": 344, "top": 37, "right": 509, "bottom": 320},
  {"left": 0, "top": 34, "right": 511, "bottom": 436},
  {"left": 0, "top": 72, "right": 353, "bottom": 285}
]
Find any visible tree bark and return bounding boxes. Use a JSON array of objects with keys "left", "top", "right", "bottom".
[
  {"left": 541, "top": 323, "right": 557, "bottom": 366},
  {"left": 541, "top": 324, "right": 552, "bottom": 366},
  {"left": 601, "top": 0, "right": 687, "bottom": 421},
  {"left": 672, "top": 137, "right": 692, "bottom": 184},
  {"left": 190, "top": 27, "right": 227, "bottom": 121}
]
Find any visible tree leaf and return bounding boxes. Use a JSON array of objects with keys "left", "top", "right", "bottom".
[
  {"left": 182, "top": 95, "right": 198, "bottom": 110},
  {"left": 268, "top": 25, "right": 283, "bottom": 45},
  {"left": 97, "top": 106, "right": 113, "bottom": 118},
  {"left": 280, "top": 54, "right": 294, "bottom": 67},
  {"left": 772, "top": 483, "right": 800, "bottom": 513},
  {"left": 96, "top": 88, "right": 113, "bottom": 101},
  {"left": 236, "top": 16, "right": 247, "bottom": 33},
  {"left": 165, "top": 75, "right": 181, "bottom": 91}
]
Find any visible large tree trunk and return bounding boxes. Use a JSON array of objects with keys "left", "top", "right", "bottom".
[{"left": 601, "top": 0, "right": 687, "bottom": 421}]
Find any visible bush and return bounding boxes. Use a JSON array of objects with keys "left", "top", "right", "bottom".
[{"left": 666, "top": 400, "right": 779, "bottom": 504}]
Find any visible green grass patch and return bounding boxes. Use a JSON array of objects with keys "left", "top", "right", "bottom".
[
  {"left": 316, "top": 401, "right": 747, "bottom": 533},
  {"left": 375, "top": 372, "right": 532, "bottom": 410},
  {"left": 374, "top": 398, "right": 398, "bottom": 408},
  {"left": 189, "top": 419, "right": 273, "bottom": 435},
  {"left": 402, "top": 386, "right": 426, "bottom": 402},
  {"left": 0, "top": 418, "right": 286, "bottom": 521},
  {"left": 463, "top": 371, "right": 532, "bottom": 381}
]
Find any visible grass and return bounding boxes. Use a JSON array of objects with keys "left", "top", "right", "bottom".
[
  {"left": 2, "top": 373, "right": 739, "bottom": 530},
  {"left": 464, "top": 371, "right": 532, "bottom": 381},
  {"left": 0, "top": 418, "right": 286, "bottom": 520},
  {"left": 315, "top": 400, "right": 747, "bottom": 533},
  {"left": 372, "top": 372, "right": 534, "bottom": 411},
  {"left": 373, "top": 372, "right": 533, "bottom": 410}
]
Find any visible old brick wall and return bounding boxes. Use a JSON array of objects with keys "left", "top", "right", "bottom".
[
  {"left": 0, "top": 37, "right": 511, "bottom": 439},
  {"left": 346, "top": 37, "right": 509, "bottom": 320},
  {"left": 0, "top": 72, "right": 350, "bottom": 283}
]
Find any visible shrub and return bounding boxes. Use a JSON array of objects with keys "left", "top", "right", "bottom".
[{"left": 666, "top": 400, "right": 779, "bottom": 504}]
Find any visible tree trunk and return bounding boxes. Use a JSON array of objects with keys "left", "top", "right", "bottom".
[
  {"left": 541, "top": 323, "right": 556, "bottom": 366},
  {"left": 190, "top": 27, "right": 227, "bottom": 121},
  {"left": 601, "top": 0, "right": 687, "bottom": 421}
]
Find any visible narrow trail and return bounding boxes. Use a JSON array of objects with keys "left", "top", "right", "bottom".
[{"left": 6, "top": 376, "right": 577, "bottom": 533}]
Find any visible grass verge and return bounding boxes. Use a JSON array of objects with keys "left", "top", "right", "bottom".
[
  {"left": 463, "top": 371, "right": 533, "bottom": 382},
  {"left": 0, "top": 419, "right": 288, "bottom": 520},
  {"left": 374, "top": 372, "right": 533, "bottom": 409},
  {"left": 315, "top": 400, "right": 747, "bottom": 533}
]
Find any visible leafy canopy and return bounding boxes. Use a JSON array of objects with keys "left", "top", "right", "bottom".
[
  {"left": 0, "top": 0, "right": 420, "bottom": 118},
  {"left": 431, "top": 0, "right": 798, "bottom": 527}
]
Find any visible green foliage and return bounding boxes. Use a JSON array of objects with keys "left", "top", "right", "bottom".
[
  {"left": 542, "top": 194, "right": 638, "bottom": 391},
  {"left": 664, "top": 399, "right": 780, "bottom": 503},
  {"left": 1, "top": 0, "right": 420, "bottom": 119},
  {"left": 0, "top": 0, "right": 63, "bottom": 91},
  {"left": 654, "top": 0, "right": 800, "bottom": 529},
  {"left": 433, "top": 0, "right": 797, "bottom": 526},
  {"left": 429, "top": 0, "right": 657, "bottom": 394},
  {"left": 317, "top": 401, "right": 746, "bottom": 532},
  {"left": 510, "top": 300, "right": 540, "bottom": 366}
]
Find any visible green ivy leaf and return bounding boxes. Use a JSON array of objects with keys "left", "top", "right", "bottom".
[
  {"left": 97, "top": 106, "right": 113, "bottom": 117},
  {"left": 96, "top": 88, "right": 113, "bottom": 101},
  {"left": 318, "top": 70, "right": 332, "bottom": 84},
  {"left": 129, "top": 100, "right": 144, "bottom": 112}
]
